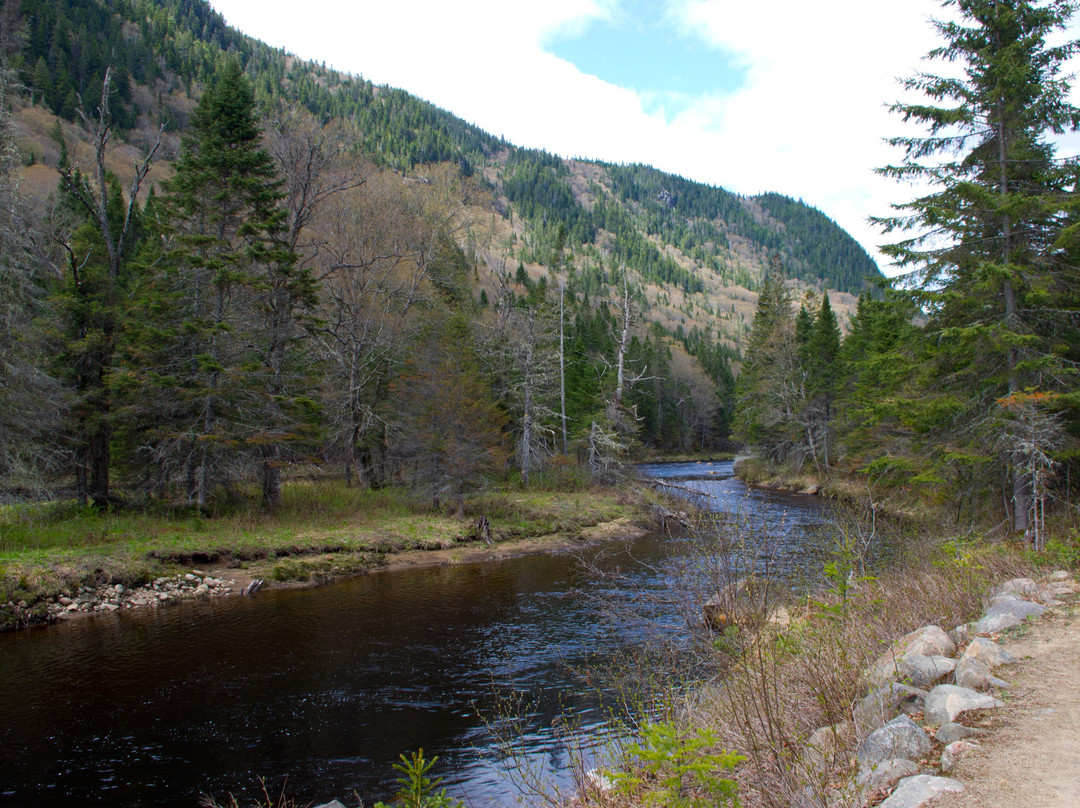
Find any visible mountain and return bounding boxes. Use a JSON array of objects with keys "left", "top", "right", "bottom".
[{"left": 8, "top": 0, "right": 882, "bottom": 462}]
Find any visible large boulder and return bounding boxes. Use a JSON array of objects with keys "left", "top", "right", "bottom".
[
  {"left": 960, "top": 636, "right": 1017, "bottom": 668},
  {"left": 854, "top": 683, "right": 928, "bottom": 735},
  {"left": 869, "top": 626, "right": 956, "bottom": 686},
  {"left": 879, "top": 775, "right": 964, "bottom": 808},
  {"left": 975, "top": 599, "right": 1045, "bottom": 634},
  {"left": 992, "top": 577, "right": 1054, "bottom": 603},
  {"left": 954, "top": 657, "right": 1009, "bottom": 691},
  {"left": 924, "top": 684, "right": 1003, "bottom": 727},
  {"left": 856, "top": 714, "right": 932, "bottom": 770},
  {"left": 897, "top": 654, "right": 956, "bottom": 689}
]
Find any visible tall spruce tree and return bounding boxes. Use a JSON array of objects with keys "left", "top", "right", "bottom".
[
  {"left": 130, "top": 61, "right": 301, "bottom": 510},
  {"left": 876, "top": 0, "right": 1080, "bottom": 532}
]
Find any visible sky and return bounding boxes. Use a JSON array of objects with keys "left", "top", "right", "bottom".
[{"left": 206, "top": 0, "right": 1080, "bottom": 274}]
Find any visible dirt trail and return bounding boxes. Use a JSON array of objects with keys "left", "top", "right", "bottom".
[{"left": 936, "top": 597, "right": 1080, "bottom": 808}]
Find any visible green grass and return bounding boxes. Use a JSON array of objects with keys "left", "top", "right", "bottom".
[{"left": 0, "top": 479, "right": 648, "bottom": 629}]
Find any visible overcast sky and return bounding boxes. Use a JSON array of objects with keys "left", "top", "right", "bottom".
[{"left": 206, "top": 0, "right": 1080, "bottom": 274}]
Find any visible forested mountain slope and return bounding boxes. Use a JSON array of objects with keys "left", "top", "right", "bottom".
[{"left": 1, "top": 0, "right": 883, "bottom": 504}]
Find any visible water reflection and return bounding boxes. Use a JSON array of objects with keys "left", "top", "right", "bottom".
[{"left": 0, "top": 461, "right": 827, "bottom": 808}]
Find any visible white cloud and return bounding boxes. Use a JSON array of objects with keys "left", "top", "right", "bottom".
[{"left": 209, "top": 0, "right": 1080, "bottom": 276}]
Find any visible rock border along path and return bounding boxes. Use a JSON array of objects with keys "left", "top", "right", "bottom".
[{"left": 847, "top": 570, "right": 1078, "bottom": 808}]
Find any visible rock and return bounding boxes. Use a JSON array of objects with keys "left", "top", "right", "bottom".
[
  {"left": 802, "top": 723, "right": 853, "bottom": 774},
  {"left": 191, "top": 570, "right": 206, "bottom": 577},
  {"left": 113, "top": 584, "right": 124, "bottom": 594},
  {"left": 940, "top": 740, "right": 978, "bottom": 773},
  {"left": 311, "top": 801, "right": 349, "bottom": 808},
  {"left": 934, "top": 722, "right": 987, "bottom": 745},
  {"left": 879, "top": 774, "right": 963, "bottom": 808},
  {"left": 1049, "top": 581, "right": 1077, "bottom": 596},
  {"left": 960, "top": 636, "right": 1017, "bottom": 668},
  {"left": 194, "top": 584, "right": 209, "bottom": 597},
  {"left": 954, "top": 657, "right": 1009, "bottom": 691},
  {"left": 854, "top": 683, "right": 928, "bottom": 735},
  {"left": 870, "top": 627, "right": 956, "bottom": 686},
  {"left": 1049, "top": 570, "right": 1071, "bottom": 581},
  {"left": 975, "top": 599, "right": 1046, "bottom": 634},
  {"left": 58, "top": 597, "right": 73, "bottom": 606},
  {"left": 857, "top": 758, "right": 921, "bottom": 791},
  {"left": 184, "top": 573, "right": 197, "bottom": 582},
  {"left": 924, "top": 684, "right": 1003, "bottom": 727},
  {"left": 898, "top": 654, "right": 956, "bottom": 689},
  {"left": 157, "top": 592, "right": 171, "bottom": 601},
  {"left": 855, "top": 715, "right": 932, "bottom": 770},
  {"left": 948, "top": 623, "right": 974, "bottom": 647},
  {"left": 993, "top": 577, "right": 1053, "bottom": 603},
  {"left": 905, "top": 626, "right": 956, "bottom": 658}
]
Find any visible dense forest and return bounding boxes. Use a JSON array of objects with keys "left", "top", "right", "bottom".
[
  {"left": 0, "top": 0, "right": 883, "bottom": 510},
  {"left": 734, "top": 0, "right": 1080, "bottom": 545}
]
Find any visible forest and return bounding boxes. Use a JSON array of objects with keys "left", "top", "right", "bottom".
[
  {"left": 0, "top": 0, "right": 883, "bottom": 513},
  {"left": 734, "top": 0, "right": 1080, "bottom": 546}
]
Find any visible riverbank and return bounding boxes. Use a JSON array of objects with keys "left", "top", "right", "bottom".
[
  {"left": 0, "top": 481, "right": 658, "bottom": 633},
  {"left": 571, "top": 504, "right": 1080, "bottom": 808}
]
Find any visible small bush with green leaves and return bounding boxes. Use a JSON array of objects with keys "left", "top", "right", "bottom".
[{"left": 609, "top": 721, "right": 743, "bottom": 808}]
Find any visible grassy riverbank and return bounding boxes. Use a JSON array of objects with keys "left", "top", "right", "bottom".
[{"left": 0, "top": 480, "right": 653, "bottom": 631}]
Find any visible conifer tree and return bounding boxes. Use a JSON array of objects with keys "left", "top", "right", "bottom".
[
  {"left": 876, "top": 0, "right": 1080, "bottom": 531},
  {"left": 130, "top": 61, "right": 300, "bottom": 510}
]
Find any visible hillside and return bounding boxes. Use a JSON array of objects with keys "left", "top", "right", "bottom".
[
  {"left": 2, "top": 0, "right": 883, "bottom": 493},
  {"left": 12, "top": 0, "right": 879, "bottom": 321}
]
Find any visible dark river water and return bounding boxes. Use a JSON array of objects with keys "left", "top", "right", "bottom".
[{"left": 0, "top": 461, "right": 827, "bottom": 808}]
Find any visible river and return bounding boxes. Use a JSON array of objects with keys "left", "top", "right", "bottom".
[{"left": 0, "top": 460, "right": 827, "bottom": 808}]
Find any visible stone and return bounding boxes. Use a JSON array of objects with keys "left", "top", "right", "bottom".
[
  {"left": 993, "top": 577, "right": 1053, "bottom": 603},
  {"left": 857, "top": 758, "right": 920, "bottom": 791},
  {"left": 954, "top": 658, "right": 1009, "bottom": 692},
  {"left": 854, "top": 683, "right": 928, "bottom": 735},
  {"left": 194, "top": 585, "right": 209, "bottom": 597},
  {"left": 802, "top": 723, "right": 853, "bottom": 774},
  {"left": 58, "top": 597, "right": 73, "bottom": 606},
  {"left": 856, "top": 715, "right": 932, "bottom": 770},
  {"left": 184, "top": 573, "right": 197, "bottom": 582},
  {"left": 948, "top": 623, "right": 974, "bottom": 647},
  {"left": 311, "top": 801, "right": 349, "bottom": 808},
  {"left": 924, "top": 684, "right": 1003, "bottom": 727},
  {"left": 975, "top": 599, "right": 1046, "bottom": 634},
  {"left": 1049, "top": 570, "right": 1071, "bottom": 581},
  {"left": 898, "top": 654, "right": 956, "bottom": 689},
  {"left": 1049, "top": 581, "right": 1077, "bottom": 596},
  {"left": 934, "top": 722, "right": 987, "bottom": 745},
  {"left": 157, "top": 592, "right": 171, "bottom": 601},
  {"left": 940, "top": 740, "right": 978, "bottom": 773},
  {"left": 960, "top": 636, "right": 1017, "bottom": 668},
  {"left": 904, "top": 626, "right": 956, "bottom": 658},
  {"left": 879, "top": 774, "right": 963, "bottom": 808}
]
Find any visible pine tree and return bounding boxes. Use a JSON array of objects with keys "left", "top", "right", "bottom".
[{"left": 875, "top": 0, "right": 1080, "bottom": 532}]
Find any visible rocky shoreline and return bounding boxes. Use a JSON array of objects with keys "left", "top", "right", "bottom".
[
  {"left": 27, "top": 570, "right": 243, "bottom": 620},
  {"left": 1, "top": 515, "right": 650, "bottom": 633}
]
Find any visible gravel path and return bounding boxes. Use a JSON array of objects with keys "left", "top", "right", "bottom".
[{"left": 935, "top": 596, "right": 1080, "bottom": 808}]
